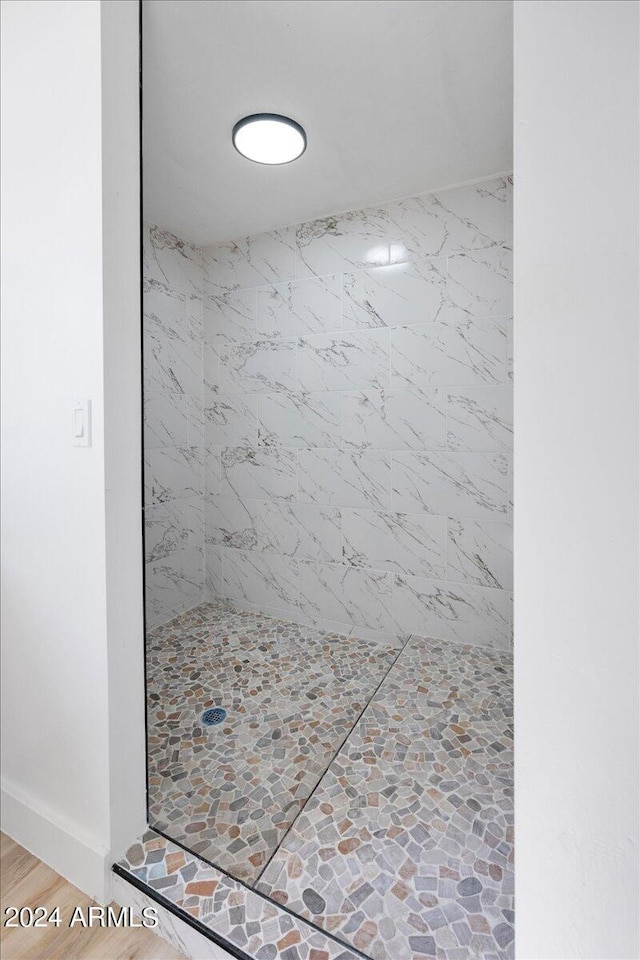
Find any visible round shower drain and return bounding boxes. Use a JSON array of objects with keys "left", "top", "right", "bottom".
[{"left": 202, "top": 707, "right": 227, "bottom": 726}]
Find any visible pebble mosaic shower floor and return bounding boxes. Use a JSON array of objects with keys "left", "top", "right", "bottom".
[{"left": 143, "top": 600, "right": 513, "bottom": 959}]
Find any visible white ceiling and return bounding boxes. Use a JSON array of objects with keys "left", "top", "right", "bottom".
[{"left": 142, "top": 0, "right": 513, "bottom": 245}]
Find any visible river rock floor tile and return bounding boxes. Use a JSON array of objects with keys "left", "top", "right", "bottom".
[
  {"left": 145, "top": 601, "right": 513, "bottom": 959},
  {"left": 256, "top": 636, "right": 514, "bottom": 960},
  {"left": 147, "top": 600, "right": 402, "bottom": 882}
]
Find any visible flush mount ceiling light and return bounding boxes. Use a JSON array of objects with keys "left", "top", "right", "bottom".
[{"left": 232, "top": 113, "right": 307, "bottom": 165}]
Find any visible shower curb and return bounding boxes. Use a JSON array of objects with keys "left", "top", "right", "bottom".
[{"left": 113, "top": 828, "right": 366, "bottom": 960}]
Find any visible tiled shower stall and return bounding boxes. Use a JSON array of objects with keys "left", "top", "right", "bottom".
[
  {"left": 144, "top": 174, "right": 513, "bottom": 649},
  {"left": 137, "top": 173, "right": 515, "bottom": 959}
]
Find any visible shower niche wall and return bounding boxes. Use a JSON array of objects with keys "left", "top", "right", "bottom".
[{"left": 140, "top": 3, "right": 514, "bottom": 958}]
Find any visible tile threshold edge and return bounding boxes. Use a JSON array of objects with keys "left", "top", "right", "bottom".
[
  {"left": 112, "top": 862, "right": 253, "bottom": 960},
  {"left": 114, "top": 829, "right": 371, "bottom": 960}
]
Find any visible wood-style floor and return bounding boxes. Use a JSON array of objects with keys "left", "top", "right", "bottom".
[{"left": 0, "top": 833, "right": 185, "bottom": 960}]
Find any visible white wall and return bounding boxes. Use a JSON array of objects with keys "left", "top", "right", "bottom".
[
  {"left": 0, "top": 0, "right": 145, "bottom": 900},
  {"left": 514, "top": 3, "right": 639, "bottom": 959}
]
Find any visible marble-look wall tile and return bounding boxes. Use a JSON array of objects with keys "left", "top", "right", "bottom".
[
  {"left": 143, "top": 224, "right": 206, "bottom": 626},
  {"left": 448, "top": 518, "right": 513, "bottom": 590},
  {"left": 220, "top": 339, "right": 296, "bottom": 394},
  {"left": 203, "top": 287, "right": 257, "bottom": 346},
  {"left": 342, "top": 387, "right": 446, "bottom": 450},
  {"left": 298, "top": 449, "right": 391, "bottom": 510},
  {"left": 205, "top": 495, "right": 258, "bottom": 550},
  {"left": 447, "top": 245, "right": 513, "bottom": 321},
  {"left": 299, "top": 561, "right": 393, "bottom": 632},
  {"left": 186, "top": 396, "right": 204, "bottom": 447},
  {"left": 144, "top": 281, "right": 201, "bottom": 343},
  {"left": 205, "top": 446, "right": 221, "bottom": 498},
  {"left": 203, "top": 341, "right": 220, "bottom": 394},
  {"left": 145, "top": 446, "right": 203, "bottom": 505},
  {"left": 342, "top": 508, "right": 447, "bottom": 578},
  {"left": 144, "top": 328, "right": 203, "bottom": 396},
  {"left": 342, "top": 259, "right": 447, "bottom": 329},
  {"left": 446, "top": 384, "right": 513, "bottom": 452},
  {"left": 392, "top": 451, "right": 508, "bottom": 519},
  {"left": 222, "top": 446, "right": 297, "bottom": 501},
  {"left": 144, "top": 393, "right": 188, "bottom": 450},
  {"left": 145, "top": 497, "right": 202, "bottom": 563},
  {"left": 145, "top": 176, "right": 513, "bottom": 640},
  {"left": 204, "top": 395, "right": 258, "bottom": 447},
  {"left": 389, "top": 177, "right": 509, "bottom": 261},
  {"left": 391, "top": 319, "right": 508, "bottom": 388},
  {"left": 205, "top": 545, "right": 223, "bottom": 598},
  {"left": 295, "top": 206, "right": 390, "bottom": 278},
  {"left": 297, "top": 330, "right": 390, "bottom": 392},
  {"left": 258, "top": 501, "right": 341, "bottom": 562},
  {"left": 393, "top": 574, "right": 510, "bottom": 649},
  {"left": 202, "top": 245, "right": 218, "bottom": 287},
  {"left": 258, "top": 392, "right": 341, "bottom": 448},
  {"left": 217, "top": 228, "right": 296, "bottom": 290},
  {"left": 144, "top": 224, "right": 203, "bottom": 297},
  {"left": 146, "top": 546, "right": 205, "bottom": 627},
  {"left": 257, "top": 275, "right": 341, "bottom": 338},
  {"left": 223, "top": 548, "right": 299, "bottom": 611}
]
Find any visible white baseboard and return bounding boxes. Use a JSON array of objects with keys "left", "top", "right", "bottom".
[{"left": 1, "top": 780, "right": 112, "bottom": 903}]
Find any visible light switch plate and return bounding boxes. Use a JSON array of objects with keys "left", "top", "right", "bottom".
[{"left": 71, "top": 398, "right": 91, "bottom": 447}]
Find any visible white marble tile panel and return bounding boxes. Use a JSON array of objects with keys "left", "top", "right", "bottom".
[
  {"left": 295, "top": 206, "right": 390, "bottom": 278},
  {"left": 391, "top": 319, "right": 508, "bottom": 388},
  {"left": 144, "top": 328, "right": 203, "bottom": 396},
  {"left": 447, "top": 245, "right": 513, "bottom": 320},
  {"left": 257, "top": 274, "right": 342, "bottom": 338},
  {"left": 145, "top": 446, "right": 203, "bottom": 505},
  {"left": 342, "top": 259, "right": 447, "bottom": 329},
  {"left": 448, "top": 518, "right": 513, "bottom": 590},
  {"left": 299, "top": 561, "right": 393, "bottom": 632},
  {"left": 342, "top": 508, "right": 447, "bottom": 578},
  {"left": 221, "top": 446, "right": 297, "bottom": 501},
  {"left": 342, "top": 387, "right": 446, "bottom": 451},
  {"left": 202, "top": 245, "right": 219, "bottom": 287},
  {"left": 205, "top": 445, "right": 221, "bottom": 498},
  {"left": 205, "top": 495, "right": 258, "bottom": 550},
  {"left": 220, "top": 339, "right": 297, "bottom": 394},
  {"left": 389, "top": 177, "right": 509, "bottom": 261},
  {"left": 203, "top": 341, "right": 220, "bottom": 395},
  {"left": 392, "top": 451, "right": 508, "bottom": 519},
  {"left": 223, "top": 549, "right": 299, "bottom": 611},
  {"left": 257, "top": 392, "right": 341, "bottom": 448},
  {"left": 217, "top": 228, "right": 296, "bottom": 290},
  {"left": 298, "top": 449, "right": 391, "bottom": 510},
  {"left": 393, "top": 574, "right": 510, "bottom": 650},
  {"left": 204, "top": 395, "right": 258, "bottom": 447},
  {"left": 186, "top": 396, "right": 204, "bottom": 446},
  {"left": 205, "top": 545, "right": 224, "bottom": 599},
  {"left": 143, "top": 393, "right": 188, "bottom": 449},
  {"left": 146, "top": 546, "right": 205, "bottom": 623},
  {"left": 297, "top": 329, "right": 390, "bottom": 392},
  {"left": 203, "top": 288, "right": 257, "bottom": 347},
  {"left": 258, "top": 501, "right": 341, "bottom": 562},
  {"left": 446, "top": 385, "right": 513, "bottom": 452},
  {"left": 143, "top": 281, "right": 201, "bottom": 344},
  {"left": 145, "top": 500, "right": 189, "bottom": 562},
  {"left": 144, "top": 223, "right": 203, "bottom": 297}
]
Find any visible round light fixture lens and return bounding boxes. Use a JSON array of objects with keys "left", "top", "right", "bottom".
[{"left": 232, "top": 114, "right": 306, "bottom": 165}]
